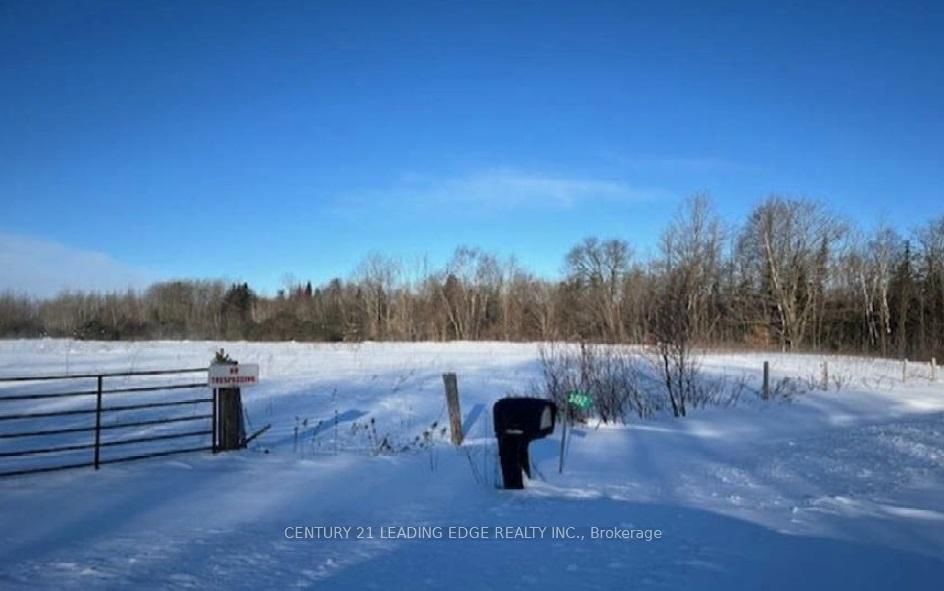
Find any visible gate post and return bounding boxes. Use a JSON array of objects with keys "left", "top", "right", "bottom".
[
  {"left": 210, "top": 350, "right": 247, "bottom": 452},
  {"left": 94, "top": 375, "right": 103, "bottom": 469},
  {"left": 211, "top": 388, "right": 218, "bottom": 453},
  {"left": 217, "top": 387, "right": 245, "bottom": 451}
]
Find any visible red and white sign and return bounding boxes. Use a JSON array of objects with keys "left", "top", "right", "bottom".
[{"left": 209, "top": 363, "right": 260, "bottom": 388}]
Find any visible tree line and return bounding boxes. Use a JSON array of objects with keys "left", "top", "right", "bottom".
[{"left": 2, "top": 194, "right": 943, "bottom": 361}]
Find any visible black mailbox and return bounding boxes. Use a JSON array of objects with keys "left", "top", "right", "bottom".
[{"left": 493, "top": 398, "right": 557, "bottom": 489}]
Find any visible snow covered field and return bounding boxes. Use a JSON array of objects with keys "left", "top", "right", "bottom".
[{"left": 1, "top": 340, "right": 943, "bottom": 590}]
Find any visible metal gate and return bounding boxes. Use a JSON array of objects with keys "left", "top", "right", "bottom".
[{"left": 0, "top": 367, "right": 215, "bottom": 478}]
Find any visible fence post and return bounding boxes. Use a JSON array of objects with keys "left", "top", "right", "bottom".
[
  {"left": 763, "top": 361, "right": 770, "bottom": 400},
  {"left": 217, "top": 387, "right": 244, "bottom": 451},
  {"left": 93, "top": 375, "right": 103, "bottom": 470},
  {"left": 211, "top": 388, "right": 218, "bottom": 453},
  {"left": 903, "top": 359, "right": 908, "bottom": 383},
  {"left": 442, "top": 373, "right": 463, "bottom": 446},
  {"left": 932, "top": 358, "right": 937, "bottom": 381},
  {"left": 559, "top": 402, "right": 572, "bottom": 474},
  {"left": 822, "top": 361, "right": 829, "bottom": 391}
]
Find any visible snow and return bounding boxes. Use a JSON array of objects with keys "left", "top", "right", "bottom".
[{"left": 1, "top": 340, "right": 943, "bottom": 589}]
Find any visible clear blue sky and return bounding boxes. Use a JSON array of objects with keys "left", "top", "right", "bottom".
[{"left": 2, "top": 0, "right": 942, "bottom": 296}]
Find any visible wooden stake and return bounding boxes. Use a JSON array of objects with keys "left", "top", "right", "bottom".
[
  {"left": 903, "top": 359, "right": 908, "bottom": 383},
  {"left": 94, "top": 375, "right": 102, "bottom": 469},
  {"left": 763, "top": 361, "right": 770, "bottom": 400},
  {"left": 559, "top": 405, "right": 569, "bottom": 474},
  {"left": 932, "top": 358, "right": 937, "bottom": 381},
  {"left": 211, "top": 388, "right": 218, "bottom": 454},
  {"left": 442, "top": 373, "right": 463, "bottom": 445},
  {"left": 822, "top": 361, "right": 829, "bottom": 391},
  {"left": 217, "top": 387, "right": 244, "bottom": 451}
]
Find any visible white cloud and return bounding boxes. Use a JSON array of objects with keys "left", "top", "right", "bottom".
[
  {"left": 336, "top": 169, "right": 670, "bottom": 215},
  {"left": 0, "top": 232, "right": 155, "bottom": 297},
  {"left": 432, "top": 169, "right": 666, "bottom": 208},
  {"left": 612, "top": 155, "right": 759, "bottom": 175}
]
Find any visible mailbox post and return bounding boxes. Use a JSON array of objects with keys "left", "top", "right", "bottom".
[{"left": 493, "top": 398, "right": 557, "bottom": 489}]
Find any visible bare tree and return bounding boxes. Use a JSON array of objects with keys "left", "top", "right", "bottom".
[
  {"left": 737, "top": 196, "right": 845, "bottom": 351},
  {"left": 649, "top": 266, "right": 699, "bottom": 417},
  {"left": 916, "top": 217, "right": 944, "bottom": 359},
  {"left": 659, "top": 194, "right": 725, "bottom": 343},
  {"left": 564, "top": 237, "right": 633, "bottom": 342},
  {"left": 353, "top": 253, "right": 403, "bottom": 340},
  {"left": 845, "top": 225, "right": 898, "bottom": 354}
]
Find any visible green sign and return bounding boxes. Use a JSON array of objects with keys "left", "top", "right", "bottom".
[{"left": 567, "top": 390, "right": 592, "bottom": 410}]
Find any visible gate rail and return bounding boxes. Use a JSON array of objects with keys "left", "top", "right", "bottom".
[{"left": 0, "top": 367, "right": 215, "bottom": 478}]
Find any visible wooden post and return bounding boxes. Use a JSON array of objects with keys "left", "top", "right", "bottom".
[
  {"left": 822, "top": 361, "right": 829, "bottom": 391},
  {"left": 558, "top": 404, "right": 569, "bottom": 474},
  {"left": 442, "top": 373, "right": 463, "bottom": 446},
  {"left": 217, "top": 387, "right": 245, "bottom": 451},
  {"left": 762, "top": 361, "right": 770, "bottom": 400},
  {"left": 931, "top": 358, "right": 937, "bottom": 381},
  {"left": 211, "top": 352, "right": 246, "bottom": 452},
  {"left": 211, "top": 388, "right": 218, "bottom": 453},
  {"left": 93, "top": 375, "right": 103, "bottom": 469},
  {"left": 903, "top": 359, "right": 908, "bottom": 383}
]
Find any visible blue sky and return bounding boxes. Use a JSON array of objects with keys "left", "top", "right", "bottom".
[{"left": 1, "top": 0, "right": 942, "bottom": 296}]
